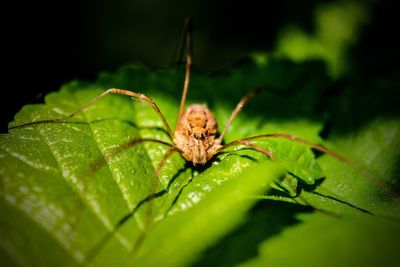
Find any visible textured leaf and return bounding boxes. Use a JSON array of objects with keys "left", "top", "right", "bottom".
[
  {"left": 240, "top": 213, "right": 400, "bottom": 267},
  {"left": 1, "top": 61, "right": 399, "bottom": 267},
  {"left": 128, "top": 161, "right": 284, "bottom": 267}
]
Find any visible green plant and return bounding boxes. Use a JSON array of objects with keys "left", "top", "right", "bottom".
[{"left": 1, "top": 60, "right": 399, "bottom": 267}]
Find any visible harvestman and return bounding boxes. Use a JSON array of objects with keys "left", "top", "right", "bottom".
[{"left": 10, "top": 18, "right": 391, "bottom": 259}]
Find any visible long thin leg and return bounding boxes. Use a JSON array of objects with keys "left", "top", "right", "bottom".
[
  {"left": 177, "top": 17, "right": 193, "bottom": 123},
  {"left": 10, "top": 88, "right": 175, "bottom": 139},
  {"left": 110, "top": 138, "right": 175, "bottom": 156},
  {"left": 84, "top": 146, "right": 179, "bottom": 264},
  {"left": 218, "top": 139, "right": 275, "bottom": 159},
  {"left": 219, "top": 133, "right": 347, "bottom": 161},
  {"left": 90, "top": 138, "right": 176, "bottom": 173},
  {"left": 217, "top": 86, "right": 264, "bottom": 142},
  {"left": 218, "top": 133, "right": 400, "bottom": 202},
  {"left": 170, "top": 17, "right": 190, "bottom": 65},
  {"left": 132, "top": 146, "right": 179, "bottom": 253}
]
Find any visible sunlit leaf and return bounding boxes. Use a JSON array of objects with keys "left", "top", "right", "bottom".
[{"left": 1, "top": 60, "right": 399, "bottom": 267}]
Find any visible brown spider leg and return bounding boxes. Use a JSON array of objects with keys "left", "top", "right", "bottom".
[
  {"left": 10, "top": 88, "right": 174, "bottom": 139},
  {"left": 170, "top": 17, "right": 191, "bottom": 65},
  {"left": 132, "top": 146, "right": 180, "bottom": 254},
  {"left": 90, "top": 138, "right": 176, "bottom": 172},
  {"left": 219, "top": 133, "right": 400, "bottom": 202},
  {"left": 177, "top": 17, "right": 193, "bottom": 123},
  {"left": 223, "top": 133, "right": 348, "bottom": 161},
  {"left": 218, "top": 133, "right": 354, "bottom": 167},
  {"left": 84, "top": 146, "right": 180, "bottom": 264},
  {"left": 109, "top": 138, "right": 174, "bottom": 157},
  {"left": 217, "top": 86, "right": 264, "bottom": 142},
  {"left": 217, "top": 139, "right": 275, "bottom": 160}
]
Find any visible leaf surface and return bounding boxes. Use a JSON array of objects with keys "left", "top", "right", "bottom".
[{"left": 1, "top": 62, "right": 399, "bottom": 267}]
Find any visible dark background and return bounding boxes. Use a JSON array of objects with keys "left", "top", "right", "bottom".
[{"left": 1, "top": 0, "right": 398, "bottom": 132}]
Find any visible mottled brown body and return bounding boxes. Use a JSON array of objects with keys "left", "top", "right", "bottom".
[{"left": 174, "top": 104, "right": 222, "bottom": 165}]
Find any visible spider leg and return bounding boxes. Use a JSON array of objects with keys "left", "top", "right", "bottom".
[
  {"left": 218, "top": 133, "right": 400, "bottom": 203},
  {"left": 217, "top": 86, "right": 264, "bottom": 142},
  {"left": 217, "top": 139, "right": 275, "bottom": 160},
  {"left": 177, "top": 17, "right": 193, "bottom": 122},
  {"left": 85, "top": 146, "right": 180, "bottom": 264},
  {"left": 10, "top": 88, "right": 175, "bottom": 139},
  {"left": 218, "top": 133, "right": 351, "bottom": 167},
  {"left": 90, "top": 137, "right": 176, "bottom": 173},
  {"left": 221, "top": 133, "right": 348, "bottom": 161},
  {"left": 132, "top": 146, "right": 179, "bottom": 253}
]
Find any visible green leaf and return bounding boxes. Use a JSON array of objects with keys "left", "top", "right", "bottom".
[
  {"left": 241, "top": 213, "right": 400, "bottom": 267},
  {"left": 129, "top": 161, "right": 284, "bottom": 267},
  {"left": 1, "top": 61, "right": 399, "bottom": 267}
]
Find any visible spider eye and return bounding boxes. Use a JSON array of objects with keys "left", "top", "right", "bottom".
[{"left": 193, "top": 132, "right": 206, "bottom": 140}]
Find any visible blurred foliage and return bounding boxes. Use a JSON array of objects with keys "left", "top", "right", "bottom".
[{"left": 275, "top": 1, "right": 370, "bottom": 77}]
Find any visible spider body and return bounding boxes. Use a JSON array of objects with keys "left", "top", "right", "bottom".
[{"left": 173, "top": 104, "right": 221, "bottom": 165}]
